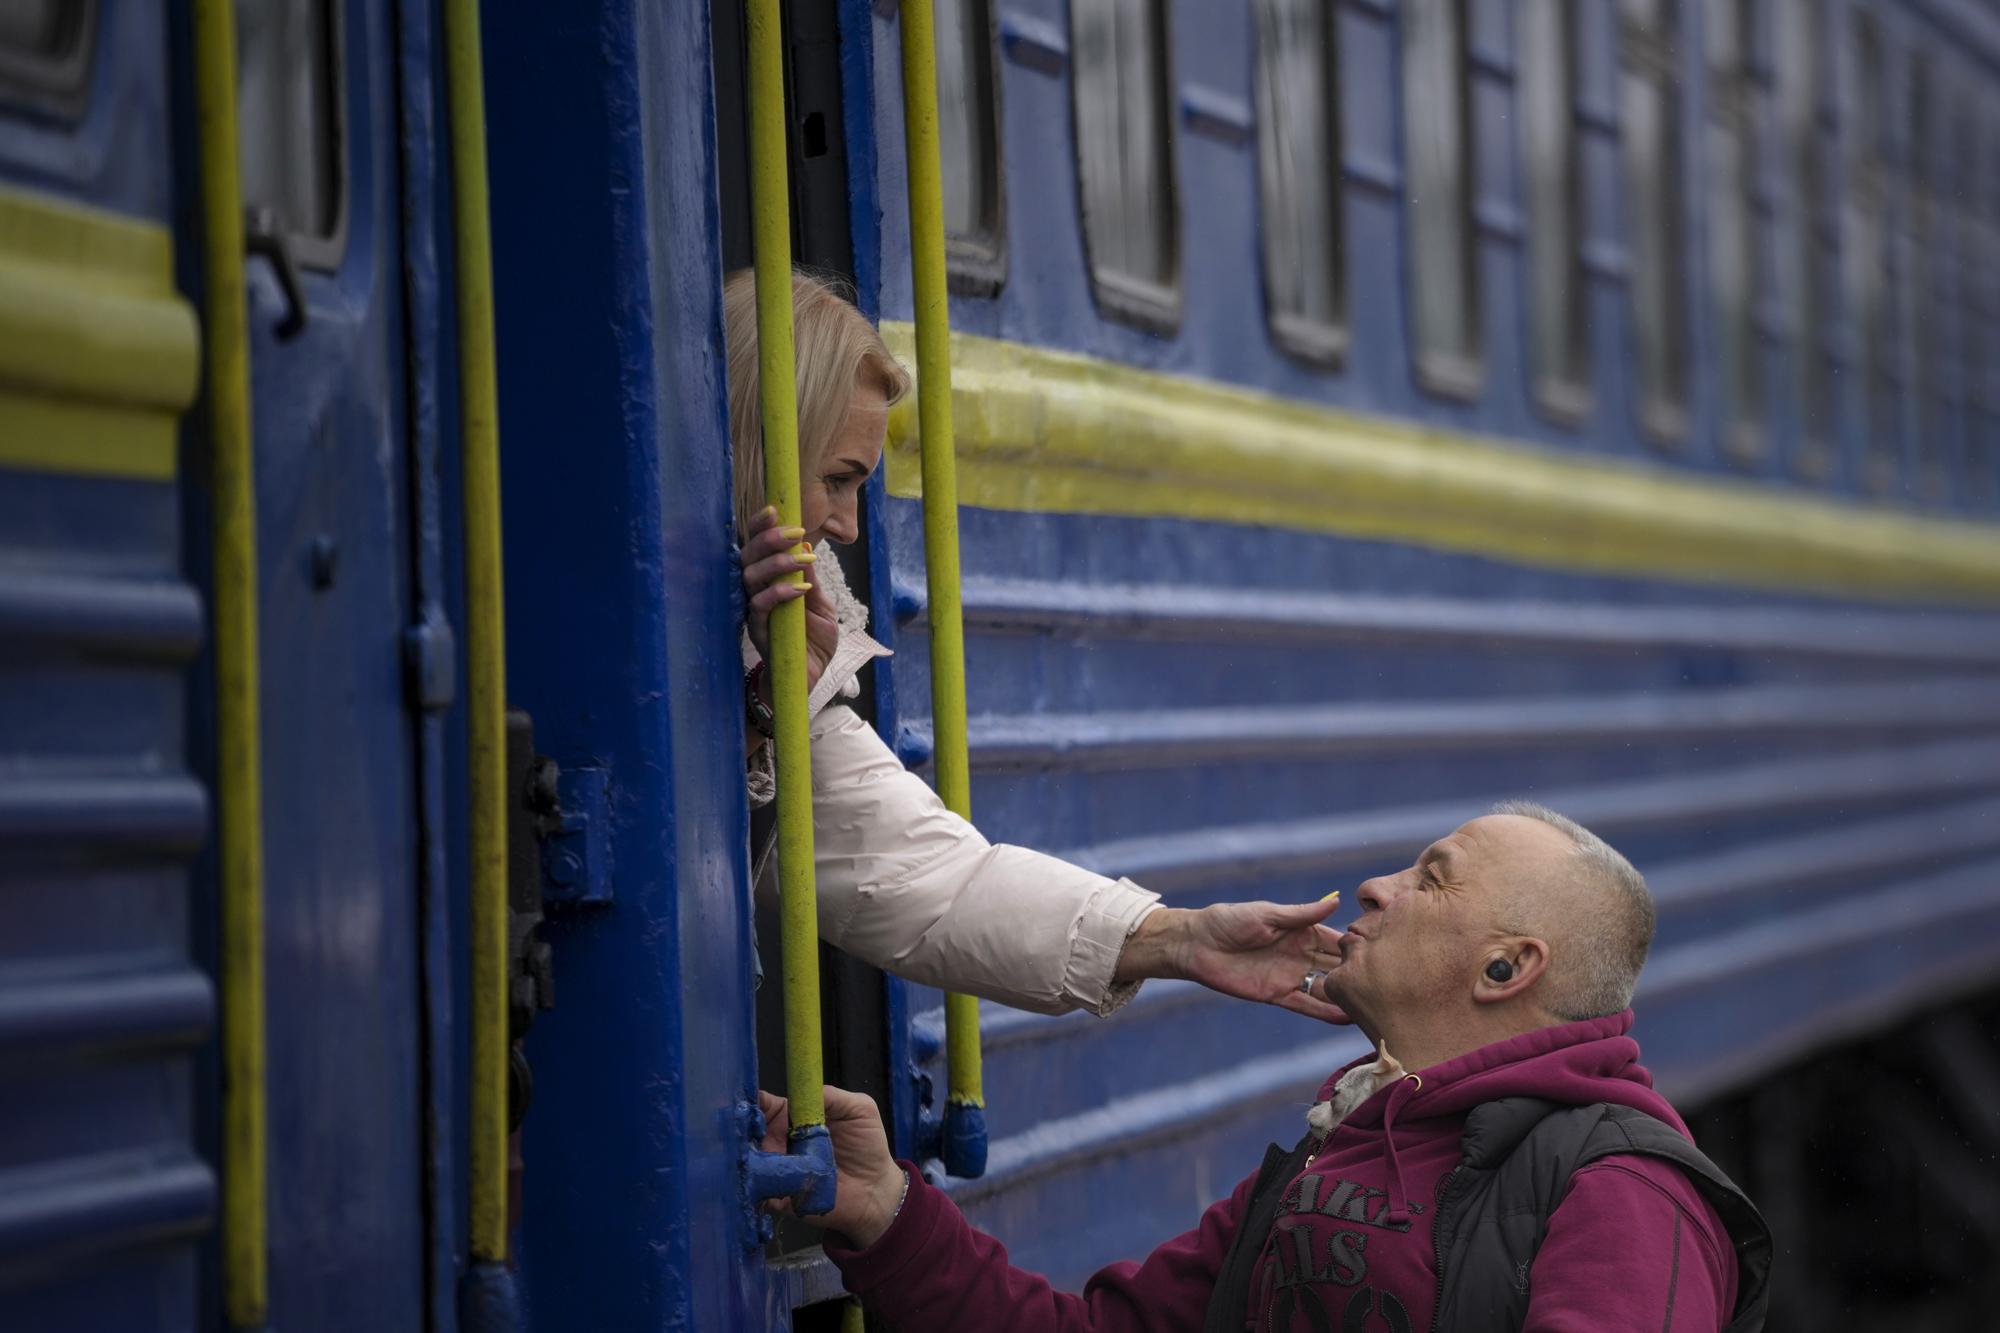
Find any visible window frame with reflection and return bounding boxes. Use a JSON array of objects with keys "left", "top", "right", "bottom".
[
  {"left": 1705, "top": 0, "right": 1766, "bottom": 467},
  {"left": 937, "top": 0, "right": 1007, "bottom": 296},
  {"left": 1620, "top": 0, "right": 1692, "bottom": 448},
  {"left": 1907, "top": 61, "right": 1950, "bottom": 500},
  {"left": 1069, "top": 0, "right": 1182, "bottom": 333},
  {"left": 1401, "top": 0, "right": 1482, "bottom": 400},
  {"left": 1518, "top": 0, "right": 1590, "bottom": 424},
  {"left": 0, "top": 0, "right": 97, "bottom": 119},
  {"left": 1967, "top": 104, "right": 2000, "bottom": 503},
  {"left": 236, "top": 0, "right": 350, "bottom": 273},
  {"left": 1253, "top": 0, "right": 1346, "bottom": 368},
  {"left": 1777, "top": 0, "right": 1838, "bottom": 480},
  {"left": 1847, "top": 13, "right": 1901, "bottom": 494}
]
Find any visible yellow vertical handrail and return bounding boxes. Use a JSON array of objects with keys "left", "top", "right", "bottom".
[
  {"left": 898, "top": 0, "right": 983, "bottom": 1171},
  {"left": 441, "top": 0, "right": 511, "bottom": 1269},
  {"left": 191, "top": 1, "right": 268, "bottom": 1323},
  {"left": 746, "top": 0, "right": 834, "bottom": 1155}
]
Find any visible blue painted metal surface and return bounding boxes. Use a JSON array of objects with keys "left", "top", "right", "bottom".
[
  {"left": 234, "top": 0, "right": 428, "bottom": 1324},
  {"left": 0, "top": 5, "right": 213, "bottom": 1329},
  {"left": 482, "top": 1, "right": 768, "bottom": 1329},
  {"left": 390, "top": 0, "right": 465, "bottom": 1324}
]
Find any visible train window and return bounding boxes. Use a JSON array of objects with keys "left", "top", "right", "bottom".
[
  {"left": 1254, "top": 0, "right": 1344, "bottom": 366},
  {"left": 236, "top": 0, "right": 346, "bottom": 268},
  {"left": 0, "top": 0, "right": 95, "bottom": 113},
  {"left": 1620, "top": 0, "right": 1689, "bottom": 443},
  {"left": 1960, "top": 101, "right": 1992, "bottom": 500},
  {"left": 937, "top": 0, "right": 1005, "bottom": 293},
  {"left": 1705, "top": 0, "right": 1763, "bottom": 462},
  {"left": 1518, "top": 0, "right": 1588, "bottom": 420},
  {"left": 1909, "top": 63, "right": 1947, "bottom": 497},
  {"left": 1403, "top": 0, "right": 1479, "bottom": 397},
  {"left": 1847, "top": 15, "right": 1897, "bottom": 492},
  {"left": 1070, "top": 0, "right": 1181, "bottom": 331},
  {"left": 1777, "top": 0, "right": 1835, "bottom": 477},
  {"left": 1978, "top": 111, "right": 2000, "bottom": 498}
]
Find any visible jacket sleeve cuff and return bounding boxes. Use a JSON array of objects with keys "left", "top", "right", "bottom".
[
  {"left": 1065, "top": 878, "right": 1162, "bottom": 1017},
  {"left": 825, "top": 1163, "right": 947, "bottom": 1298}
]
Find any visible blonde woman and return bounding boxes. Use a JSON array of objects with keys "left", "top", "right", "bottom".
[{"left": 729, "top": 269, "right": 1346, "bottom": 1021}]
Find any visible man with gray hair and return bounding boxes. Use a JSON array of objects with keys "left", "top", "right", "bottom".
[{"left": 772, "top": 805, "right": 1774, "bottom": 1332}]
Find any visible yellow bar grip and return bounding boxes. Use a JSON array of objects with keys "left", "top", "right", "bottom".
[
  {"left": 747, "top": 0, "right": 830, "bottom": 1132},
  {"left": 192, "top": 0, "right": 268, "bottom": 1321},
  {"left": 442, "top": 0, "right": 512, "bottom": 1265},
  {"left": 898, "top": 0, "right": 982, "bottom": 1110}
]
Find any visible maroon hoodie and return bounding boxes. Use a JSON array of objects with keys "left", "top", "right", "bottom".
[{"left": 829, "top": 1013, "right": 1739, "bottom": 1332}]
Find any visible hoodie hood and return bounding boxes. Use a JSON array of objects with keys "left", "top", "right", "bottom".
[
  {"left": 1319, "top": 1011, "right": 1690, "bottom": 1139},
  {"left": 1310, "top": 1011, "right": 1684, "bottom": 1229}
]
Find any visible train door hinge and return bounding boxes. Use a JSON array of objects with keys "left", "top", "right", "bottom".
[
  {"left": 403, "top": 610, "right": 457, "bottom": 712},
  {"left": 541, "top": 765, "right": 613, "bottom": 909}
]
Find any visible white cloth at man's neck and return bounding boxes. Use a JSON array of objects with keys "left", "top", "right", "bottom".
[{"left": 1306, "top": 1043, "right": 1408, "bottom": 1142}]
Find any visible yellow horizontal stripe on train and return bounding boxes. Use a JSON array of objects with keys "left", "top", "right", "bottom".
[
  {"left": 0, "top": 390, "right": 179, "bottom": 482},
  {"left": 0, "top": 187, "right": 200, "bottom": 483},
  {"left": 880, "top": 324, "right": 2000, "bottom": 606}
]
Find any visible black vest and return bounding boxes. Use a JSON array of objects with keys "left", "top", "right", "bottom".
[{"left": 1203, "top": 1098, "right": 1772, "bottom": 1333}]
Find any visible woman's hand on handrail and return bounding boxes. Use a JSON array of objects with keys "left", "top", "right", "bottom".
[
  {"left": 742, "top": 505, "right": 840, "bottom": 698},
  {"left": 1114, "top": 897, "right": 1351, "bottom": 1025}
]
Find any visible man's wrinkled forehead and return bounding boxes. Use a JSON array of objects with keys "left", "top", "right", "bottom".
[
  {"left": 1413, "top": 834, "right": 1465, "bottom": 878},
  {"left": 1415, "top": 816, "right": 1560, "bottom": 879},
  {"left": 1451, "top": 814, "right": 1578, "bottom": 887}
]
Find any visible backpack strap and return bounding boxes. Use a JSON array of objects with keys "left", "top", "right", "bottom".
[
  {"left": 1434, "top": 1101, "right": 1772, "bottom": 1333},
  {"left": 1202, "top": 1133, "right": 1317, "bottom": 1333},
  {"left": 1566, "top": 1107, "right": 1773, "bottom": 1333}
]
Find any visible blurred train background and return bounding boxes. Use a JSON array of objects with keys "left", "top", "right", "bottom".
[{"left": 3, "top": 0, "right": 1999, "bottom": 1330}]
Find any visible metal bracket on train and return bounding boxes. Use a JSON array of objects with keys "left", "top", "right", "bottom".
[{"left": 541, "top": 765, "right": 614, "bottom": 909}]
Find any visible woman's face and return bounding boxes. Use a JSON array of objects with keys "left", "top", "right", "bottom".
[{"left": 800, "top": 379, "right": 888, "bottom": 547}]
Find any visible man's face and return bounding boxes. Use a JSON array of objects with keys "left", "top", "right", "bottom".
[{"left": 1321, "top": 815, "right": 1571, "bottom": 1029}]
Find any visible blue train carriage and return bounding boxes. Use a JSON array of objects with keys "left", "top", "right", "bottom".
[
  {"left": 0, "top": 0, "right": 518, "bottom": 1328},
  {"left": 0, "top": 0, "right": 763, "bottom": 1324},
  {"left": 854, "top": 0, "right": 2000, "bottom": 1326},
  {"left": 4, "top": 1, "right": 2000, "bottom": 1332},
  {"left": 0, "top": 0, "right": 803, "bottom": 1329}
]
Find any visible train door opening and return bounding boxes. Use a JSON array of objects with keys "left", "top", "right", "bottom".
[{"left": 711, "top": 0, "right": 899, "bottom": 1311}]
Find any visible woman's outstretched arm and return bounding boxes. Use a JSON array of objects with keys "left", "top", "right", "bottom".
[{"left": 803, "top": 705, "right": 1346, "bottom": 1021}]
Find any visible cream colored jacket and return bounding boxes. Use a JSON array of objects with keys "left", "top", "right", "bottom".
[{"left": 746, "top": 546, "right": 1160, "bottom": 1016}]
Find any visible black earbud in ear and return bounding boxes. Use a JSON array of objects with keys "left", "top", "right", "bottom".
[{"left": 1485, "top": 959, "right": 1514, "bottom": 984}]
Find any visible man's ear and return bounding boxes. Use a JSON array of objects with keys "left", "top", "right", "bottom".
[{"left": 1472, "top": 937, "right": 1549, "bottom": 1005}]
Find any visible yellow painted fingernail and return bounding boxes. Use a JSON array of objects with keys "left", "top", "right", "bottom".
[
  {"left": 795, "top": 552, "right": 817, "bottom": 563},
  {"left": 763, "top": 506, "right": 777, "bottom": 517},
  {"left": 1319, "top": 889, "right": 1341, "bottom": 903},
  {"left": 781, "top": 526, "right": 806, "bottom": 540}
]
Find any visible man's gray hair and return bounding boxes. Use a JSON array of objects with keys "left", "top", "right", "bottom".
[{"left": 1489, "top": 800, "right": 1655, "bottom": 1021}]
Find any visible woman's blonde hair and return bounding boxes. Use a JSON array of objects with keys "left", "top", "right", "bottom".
[{"left": 723, "top": 268, "right": 911, "bottom": 541}]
